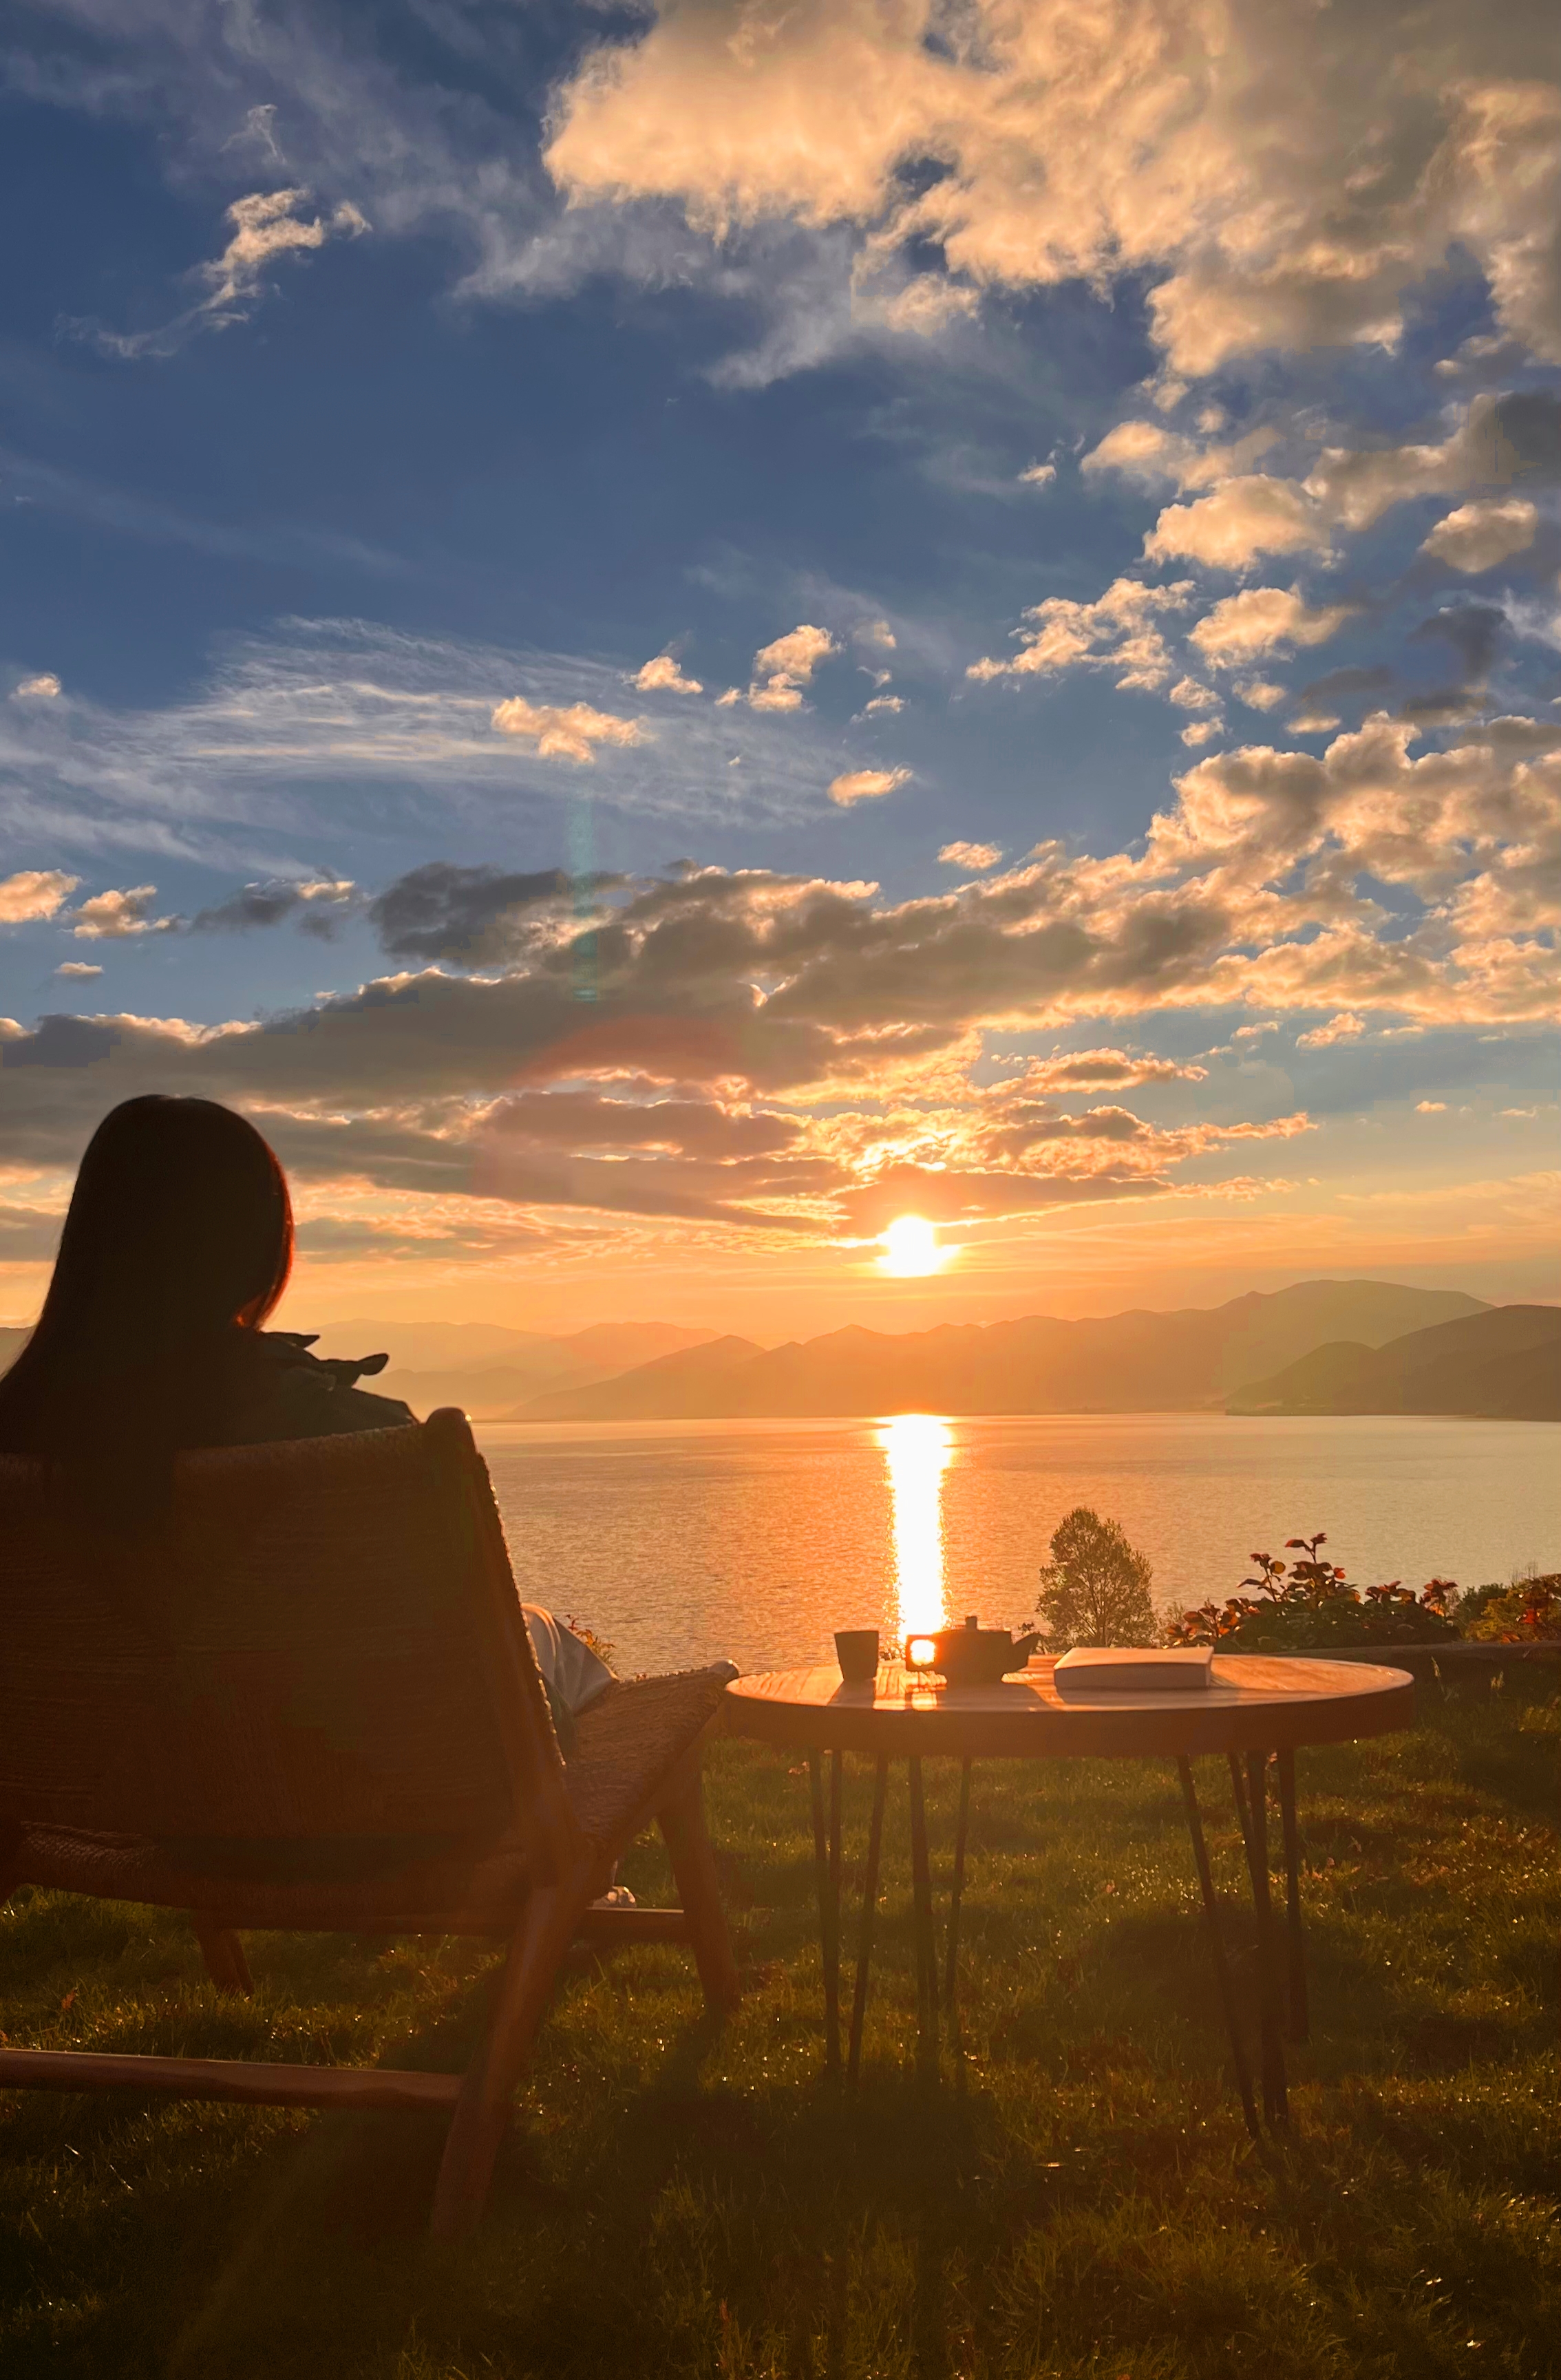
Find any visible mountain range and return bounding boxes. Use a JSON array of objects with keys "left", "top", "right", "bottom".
[
  {"left": 5, "top": 1282, "right": 1550, "bottom": 1422},
  {"left": 516, "top": 1280, "right": 1489, "bottom": 1422},
  {"left": 1227, "top": 1304, "right": 1561, "bottom": 1421},
  {"left": 315, "top": 1319, "right": 718, "bottom": 1419}
]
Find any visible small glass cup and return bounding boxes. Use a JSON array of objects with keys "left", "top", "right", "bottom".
[{"left": 833, "top": 1628, "right": 880, "bottom": 1683}]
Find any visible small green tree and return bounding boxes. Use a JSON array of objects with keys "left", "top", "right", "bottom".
[{"left": 1035, "top": 1506, "right": 1156, "bottom": 1648}]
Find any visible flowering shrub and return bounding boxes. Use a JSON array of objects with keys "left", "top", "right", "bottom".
[
  {"left": 1459, "top": 1573, "right": 1561, "bottom": 1644},
  {"left": 1166, "top": 1533, "right": 1460, "bottom": 1651}
]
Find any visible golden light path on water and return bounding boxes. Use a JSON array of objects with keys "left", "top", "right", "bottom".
[{"left": 878, "top": 1412, "right": 953, "bottom": 1642}]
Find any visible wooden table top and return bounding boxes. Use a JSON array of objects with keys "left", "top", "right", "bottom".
[{"left": 723, "top": 1654, "right": 1414, "bottom": 1759}]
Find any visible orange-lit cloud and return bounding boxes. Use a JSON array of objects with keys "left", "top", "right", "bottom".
[
  {"left": 544, "top": 2, "right": 1561, "bottom": 375},
  {"left": 491, "top": 694, "right": 644, "bottom": 761}
]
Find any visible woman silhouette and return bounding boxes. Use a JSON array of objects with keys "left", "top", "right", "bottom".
[{"left": 0, "top": 1095, "right": 610, "bottom": 1733}]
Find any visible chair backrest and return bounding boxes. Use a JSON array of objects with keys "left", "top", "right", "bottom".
[{"left": 0, "top": 1410, "right": 578, "bottom": 1860}]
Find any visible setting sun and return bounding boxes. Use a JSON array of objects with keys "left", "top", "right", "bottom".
[{"left": 878, "top": 1215, "right": 944, "bottom": 1276}]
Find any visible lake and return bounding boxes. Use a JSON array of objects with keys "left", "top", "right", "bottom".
[{"left": 476, "top": 1412, "right": 1560, "bottom": 1677}]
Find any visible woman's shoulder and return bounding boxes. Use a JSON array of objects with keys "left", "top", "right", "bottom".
[{"left": 219, "top": 1330, "right": 416, "bottom": 1445}]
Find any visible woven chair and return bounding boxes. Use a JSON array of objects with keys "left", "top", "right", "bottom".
[{"left": 0, "top": 1410, "right": 739, "bottom": 2236}]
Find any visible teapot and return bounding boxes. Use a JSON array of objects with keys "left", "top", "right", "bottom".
[{"left": 928, "top": 1615, "right": 1041, "bottom": 1684}]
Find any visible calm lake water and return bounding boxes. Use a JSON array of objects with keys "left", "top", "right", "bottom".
[{"left": 476, "top": 1413, "right": 1560, "bottom": 1677}]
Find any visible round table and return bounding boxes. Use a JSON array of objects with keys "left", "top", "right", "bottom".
[{"left": 724, "top": 1655, "right": 1414, "bottom": 2133}]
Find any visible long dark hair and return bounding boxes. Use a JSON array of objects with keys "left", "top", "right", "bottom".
[{"left": 0, "top": 1096, "right": 293, "bottom": 1520}]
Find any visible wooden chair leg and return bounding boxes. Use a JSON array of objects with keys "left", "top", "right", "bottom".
[
  {"left": 429, "top": 1882, "right": 584, "bottom": 2242},
  {"left": 193, "top": 1915, "right": 253, "bottom": 1997},
  {"left": 657, "top": 1761, "right": 741, "bottom": 2014}
]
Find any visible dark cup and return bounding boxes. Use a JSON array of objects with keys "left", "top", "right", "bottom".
[{"left": 834, "top": 1628, "right": 880, "bottom": 1683}]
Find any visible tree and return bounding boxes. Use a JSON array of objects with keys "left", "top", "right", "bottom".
[{"left": 1035, "top": 1507, "right": 1156, "bottom": 1648}]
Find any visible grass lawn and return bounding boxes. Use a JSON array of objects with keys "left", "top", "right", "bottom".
[{"left": 3, "top": 1677, "right": 1559, "bottom": 2379}]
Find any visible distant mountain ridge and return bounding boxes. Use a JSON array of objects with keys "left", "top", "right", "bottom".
[
  {"left": 330, "top": 1319, "right": 720, "bottom": 1420},
  {"left": 1228, "top": 1304, "right": 1561, "bottom": 1421},
  {"left": 520, "top": 1280, "right": 1490, "bottom": 1422},
  {"left": 7, "top": 1285, "right": 1539, "bottom": 1425},
  {"left": 0, "top": 1315, "right": 724, "bottom": 1420}
]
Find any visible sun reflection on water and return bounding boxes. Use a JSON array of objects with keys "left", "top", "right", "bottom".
[{"left": 878, "top": 1413, "right": 953, "bottom": 1642}]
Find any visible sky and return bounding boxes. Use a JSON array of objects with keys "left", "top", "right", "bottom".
[{"left": 1, "top": 0, "right": 1558, "bottom": 1341}]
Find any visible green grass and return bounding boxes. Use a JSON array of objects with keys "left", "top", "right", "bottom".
[{"left": 3, "top": 1679, "right": 1559, "bottom": 2379}]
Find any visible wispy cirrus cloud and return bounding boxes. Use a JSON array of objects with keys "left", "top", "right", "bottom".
[
  {"left": 64, "top": 187, "right": 368, "bottom": 359},
  {"left": 0, "top": 618, "right": 856, "bottom": 867}
]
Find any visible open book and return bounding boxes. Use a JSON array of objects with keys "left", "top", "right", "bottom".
[{"left": 1052, "top": 1646, "right": 1213, "bottom": 1695}]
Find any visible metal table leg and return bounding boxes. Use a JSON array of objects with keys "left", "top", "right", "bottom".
[
  {"left": 1276, "top": 1747, "right": 1309, "bottom": 2043},
  {"left": 847, "top": 1755, "right": 889, "bottom": 2083},
  {"left": 1228, "top": 1750, "right": 1253, "bottom": 1851},
  {"left": 809, "top": 1749, "right": 842, "bottom": 2075},
  {"left": 944, "top": 1759, "right": 972, "bottom": 2034},
  {"left": 1243, "top": 1750, "right": 1288, "bottom": 2129},
  {"left": 1177, "top": 1756, "right": 1260, "bottom": 2140},
  {"left": 907, "top": 1756, "right": 939, "bottom": 2072}
]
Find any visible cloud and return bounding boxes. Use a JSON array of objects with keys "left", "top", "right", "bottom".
[
  {"left": 1018, "top": 1048, "right": 1209, "bottom": 1091},
  {"left": 939, "top": 842, "right": 1002, "bottom": 873},
  {"left": 1086, "top": 390, "right": 1560, "bottom": 586},
  {"left": 634, "top": 652, "right": 704, "bottom": 694},
  {"left": 54, "top": 962, "right": 103, "bottom": 979},
  {"left": 0, "top": 869, "right": 78, "bottom": 924},
  {"left": 1019, "top": 463, "right": 1056, "bottom": 488},
  {"left": 1420, "top": 498, "right": 1540, "bottom": 572},
  {"left": 0, "top": 441, "right": 403, "bottom": 578},
  {"left": 1295, "top": 1012, "right": 1366, "bottom": 1048},
  {"left": 68, "top": 886, "right": 175, "bottom": 939},
  {"left": 1180, "top": 720, "right": 1222, "bottom": 748},
  {"left": 1083, "top": 421, "right": 1279, "bottom": 492},
  {"left": 490, "top": 694, "right": 645, "bottom": 762},
  {"left": 1235, "top": 679, "right": 1288, "bottom": 710},
  {"left": 745, "top": 623, "right": 838, "bottom": 711},
  {"left": 1143, "top": 476, "right": 1329, "bottom": 569},
  {"left": 368, "top": 863, "right": 617, "bottom": 967},
  {"left": 1189, "top": 586, "right": 1357, "bottom": 666},
  {"left": 2, "top": 754, "right": 1555, "bottom": 1251},
  {"left": 0, "top": 619, "right": 864, "bottom": 866},
  {"left": 875, "top": 273, "right": 979, "bottom": 335},
  {"left": 968, "top": 577, "right": 1193, "bottom": 689},
  {"left": 15, "top": 0, "right": 1557, "bottom": 414},
  {"left": 859, "top": 694, "right": 904, "bottom": 716},
  {"left": 11, "top": 675, "right": 60, "bottom": 701},
  {"left": 544, "top": 1, "right": 1561, "bottom": 377},
  {"left": 72, "top": 189, "right": 368, "bottom": 360},
  {"left": 828, "top": 767, "right": 911, "bottom": 807},
  {"left": 1306, "top": 390, "right": 1561, "bottom": 532},
  {"left": 1416, "top": 1100, "right": 1448, "bottom": 1113},
  {"left": 190, "top": 879, "right": 358, "bottom": 937},
  {"left": 1411, "top": 602, "right": 1508, "bottom": 678},
  {"left": 1169, "top": 678, "right": 1219, "bottom": 712}
]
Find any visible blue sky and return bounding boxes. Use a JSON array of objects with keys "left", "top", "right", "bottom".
[{"left": 1, "top": 1, "right": 1557, "bottom": 1335}]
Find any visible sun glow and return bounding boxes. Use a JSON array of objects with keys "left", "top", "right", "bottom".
[{"left": 878, "top": 1213, "right": 945, "bottom": 1275}]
